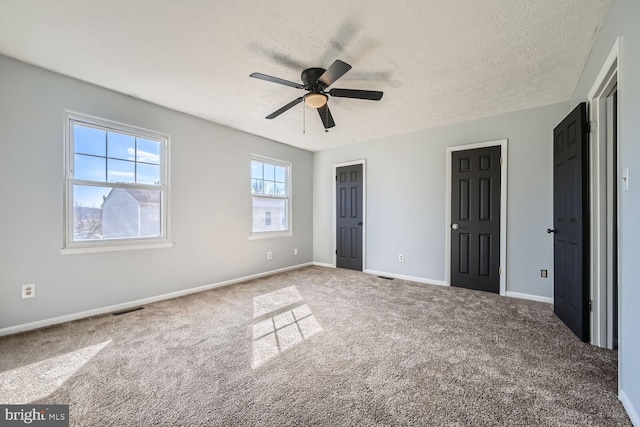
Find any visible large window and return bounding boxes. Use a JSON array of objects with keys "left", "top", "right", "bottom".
[
  {"left": 251, "top": 156, "right": 291, "bottom": 236},
  {"left": 64, "top": 112, "right": 170, "bottom": 251}
]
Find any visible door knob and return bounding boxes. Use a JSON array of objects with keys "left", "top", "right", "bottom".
[
  {"left": 547, "top": 228, "right": 555, "bottom": 234},
  {"left": 451, "top": 223, "right": 459, "bottom": 230},
  {"left": 358, "top": 221, "right": 363, "bottom": 226}
]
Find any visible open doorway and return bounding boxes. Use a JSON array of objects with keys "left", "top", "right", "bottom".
[{"left": 588, "top": 37, "right": 620, "bottom": 351}]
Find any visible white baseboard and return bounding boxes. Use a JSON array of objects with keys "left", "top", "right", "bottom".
[
  {"left": 364, "top": 269, "right": 447, "bottom": 287},
  {"left": 620, "top": 389, "right": 640, "bottom": 427},
  {"left": 312, "top": 262, "right": 335, "bottom": 268},
  {"left": 505, "top": 291, "right": 553, "bottom": 304},
  {"left": 0, "top": 262, "right": 313, "bottom": 337}
]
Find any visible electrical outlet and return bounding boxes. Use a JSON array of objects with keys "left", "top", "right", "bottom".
[
  {"left": 22, "top": 284, "right": 35, "bottom": 299},
  {"left": 541, "top": 269, "right": 548, "bottom": 278},
  {"left": 294, "top": 248, "right": 298, "bottom": 255},
  {"left": 267, "top": 251, "right": 273, "bottom": 260},
  {"left": 399, "top": 254, "right": 405, "bottom": 262}
]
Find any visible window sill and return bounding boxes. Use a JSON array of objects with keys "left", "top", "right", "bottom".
[
  {"left": 248, "top": 232, "right": 293, "bottom": 240},
  {"left": 60, "top": 241, "right": 175, "bottom": 255}
]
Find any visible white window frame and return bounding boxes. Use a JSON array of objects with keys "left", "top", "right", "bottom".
[
  {"left": 249, "top": 154, "right": 292, "bottom": 239},
  {"left": 61, "top": 110, "right": 173, "bottom": 254}
]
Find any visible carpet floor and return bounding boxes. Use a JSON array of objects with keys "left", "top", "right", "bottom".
[{"left": 0, "top": 266, "right": 631, "bottom": 426}]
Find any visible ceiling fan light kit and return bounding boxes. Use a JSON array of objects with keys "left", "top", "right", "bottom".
[
  {"left": 304, "top": 93, "right": 328, "bottom": 108},
  {"left": 250, "top": 59, "right": 383, "bottom": 131}
]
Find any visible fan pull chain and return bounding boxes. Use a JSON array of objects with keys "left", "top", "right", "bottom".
[
  {"left": 303, "top": 99, "right": 306, "bottom": 134},
  {"left": 325, "top": 106, "right": 329, "bottom": 133}
]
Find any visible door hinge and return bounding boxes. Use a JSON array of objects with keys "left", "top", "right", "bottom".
[
  {"left": 335, "top": 175, "right": 337, "bottom": 181},
  {"left": 499, "top": 267, "right": 502, "bottom": 276},
  {"left": 589, "top": 300, "right": 593, "bottom": 312},
  {"left": 335, "top": 249, "right": 337, "bottom": 255},
  {"left": 588, "top": 120, "right": 597, "bottom": 133},
  {"left": 500, "top": 157, "right": 503, "bottom": 165}
]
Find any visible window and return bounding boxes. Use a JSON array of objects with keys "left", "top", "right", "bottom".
[
  {"left": 64, "top": 112, "right": 170, "bottom": 251},
  {"left": 251, "top": 156, "right": 290, "bottom": 236}
]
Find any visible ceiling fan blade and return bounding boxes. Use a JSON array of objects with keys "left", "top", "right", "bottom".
[
  {"left": 329, "top": 88, "right": 383, "bottom": 101},
  {"left": 250, "top": 73, "right": 304, "bottom": 89},
  {"left": 317, "top": 104, "right": 336, "bottom": 129},
  {"left": 266, "top": 97, "right": 304, "bottom": 119},
  {"left": 318, "top": 60, "right": 352, "bottom": 87}
]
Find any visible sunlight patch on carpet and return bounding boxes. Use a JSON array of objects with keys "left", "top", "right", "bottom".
[
  {"left": 0, "top": 340, "right": 111, "bottom": 404},
  {"left": 253, "top": 285, "right": 304, "bottom": 318},
  {"left": 252, "top": 287, "right": 322, "bottom": 368}
]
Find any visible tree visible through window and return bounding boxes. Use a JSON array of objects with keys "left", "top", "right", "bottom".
[
  {"left": 251, "top": 157, "right": 290, "bottom": 234},
  {"left": 65, "top": 112, "right": 169, "bottom": 248}
]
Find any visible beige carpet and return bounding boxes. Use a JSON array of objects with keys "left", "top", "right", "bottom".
[{"left": 0, "top": 266, "right": 630, "bottom": 426}]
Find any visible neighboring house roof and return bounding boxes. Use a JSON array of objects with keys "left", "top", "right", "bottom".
[
  {"left": 102, "top": 188, "right": 160, "bottom": 207},
  {"left": 124, "top": 189, "right": 161, "bottom": 204}
]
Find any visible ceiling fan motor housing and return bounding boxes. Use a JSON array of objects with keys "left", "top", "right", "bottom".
[{"left": 301, "top": 67, "right": 327, "bottom": 90}]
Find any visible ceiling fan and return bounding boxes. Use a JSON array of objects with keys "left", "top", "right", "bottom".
[{"left": 250, "top": 60, "right": 383, "bottom": 130}]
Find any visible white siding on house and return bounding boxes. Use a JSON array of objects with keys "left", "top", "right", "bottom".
[
  {"left": 102, "top": 189, "right": 139, "bottom": 238},
  {"left": 252, "top": 198, "right": 287, "bottom": 233},
  {"left": 102, "top": 189, "right": 161, "bottom": 238}
]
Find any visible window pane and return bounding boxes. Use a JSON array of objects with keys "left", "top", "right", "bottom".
[
  {"left": 75, "top": 154, "right": 106, "bottom": 182},
  {"left": 74, "top": 124, "right": 106, "bottom": 157},
  {"left": 137, "top": 138, "right": 161, "bottom": 165},
  {"left": 73, "top": 185, "right": 162, "bottom": 241},
  {"left": 252, "top": 179, "right": 264, "bottom": 194},
  {"left": 274, "top": 182, "right": 286, "bottom": 196},
  {"left": 74, "top": 185, "right": 111, "bottom": 209},
  {"left": 251, "top": 161, "right": 263, "bottom": 179},
  {"left": 107, "top": 159, "right": 135, "bottom": 183},
  {"left": 275, "top": 166, "right": 286, "bottom": 183},
  {"left": 73, "top": 185, "right": 111, "bottom": 240},
  {"left": 263, "top": 163, "right": 275, "bottom": 181},
  {"left": 252, "top": 198, "right": 288, "bottom": 232},
  {"left": 263, "top": 180, "right": 274, "bottom": 195},
  {"left": 137, "top": 163, "right": 160, "bottom": 185},
  {"left": 107, "top": 132, "right": 135, "bottom": 160}
]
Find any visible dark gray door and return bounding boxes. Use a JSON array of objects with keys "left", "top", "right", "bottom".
[
  {"left": 451, "top": 146, "right": 501, "bottom": 293},
  {"left": 336, "top": 164, "right": 363, "bottom": 271},
  {"left": 552, "top": 102, "right": 589, "bottom": 342}
]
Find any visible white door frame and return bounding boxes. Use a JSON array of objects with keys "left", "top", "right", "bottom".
[
  {"left": 332, "top": 159, "right": 367, "bottom": 270},
  {"left": 445, "top": 139, "right": 508, "bottom": 295},
  {"left": 588, "top": 36, "right": 620, "bottom": 351}
]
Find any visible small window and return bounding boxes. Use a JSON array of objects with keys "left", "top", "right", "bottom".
[
  {"left": 251, "top": 156, "right": 290, "bottom": 236},
  {"left": 64, "top": 112, "right": 170, "bottom": 251}
]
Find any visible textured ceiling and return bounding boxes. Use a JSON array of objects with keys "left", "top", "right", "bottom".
[{"left": 0, "top": 0, "right": 610, "bottom": 151}]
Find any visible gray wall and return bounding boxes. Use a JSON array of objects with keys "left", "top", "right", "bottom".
[
  {"left": 570, "top": 0, "right": 640, "bottom": 420},
  {"left": 313, "top": 102, "right": 569, "bottom": 299},
  {"left": 0, "top": 55, "right": 313, "bottom": 330}
]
